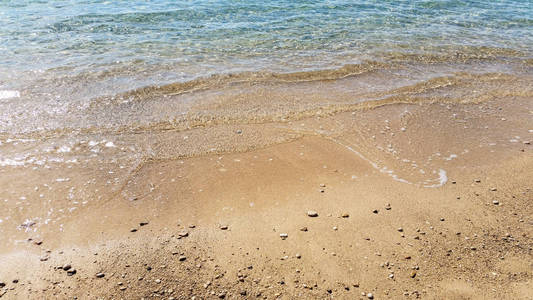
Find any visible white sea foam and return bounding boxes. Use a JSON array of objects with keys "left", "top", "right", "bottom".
[
  {"left": 57, "top": 145, "right": 72, "bottom": 153},
  {"left": 445, "top": 154, "right": 457, "bottom": 161},
  {"left": 0, "top": 158, "right": 26, "bottom": 167},
  {"left": 0, "top": 90, "right": 20, "bottom": 99},
  {"left": 332, "top": 138, "right": 412, "bottom": 185},
  {"left": 423, "top": 169, "right": 448, "bottom": 188}
]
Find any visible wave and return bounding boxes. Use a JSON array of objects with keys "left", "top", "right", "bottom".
[
  {"left": 3, "top": 67, "right": 531, "bottom": 141},
  {"left": 94, "top": 52, "right": 531, "bottom": 104}
]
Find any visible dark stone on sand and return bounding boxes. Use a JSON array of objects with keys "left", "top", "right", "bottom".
[
  {"left": 372, "top": 209, "right": 379, "bottom": 214},
  {"left": 62, "top": 264, "right": 71, "bottom": 271},
  {"left": 130, "top": 228, "right": 137, "bottom": 232},
  {"left": 139, "top": 221, "right": 149, "bottom": 226},
  {"left": 67, "top": 269, "right": 77, "bottom": 276},
  {"left": 179, "top": 256, "right": 187, "bottom": 261},
  {"left": 95, "top": 273, "right": 105, "bottom": 278},
  {"left": 0, "top": 282, "right": 5, "bottom": 288},
  {"left": 220, "top": 225, "right": 228, "bottom": 230}
]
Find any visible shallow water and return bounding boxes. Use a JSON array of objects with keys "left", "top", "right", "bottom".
[
  {"left": 3, "top": 1, "right": 532, "bottom": 75},
  {"left": 0, "top": 1, "right": 531, "bottom": 179},
  {"left": 1, "top": 1, "right": 532, "bottom": 115}
]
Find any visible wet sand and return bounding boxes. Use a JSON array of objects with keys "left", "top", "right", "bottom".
[{"left": 0, "top": 91, "right": 532, "bottom": 299}]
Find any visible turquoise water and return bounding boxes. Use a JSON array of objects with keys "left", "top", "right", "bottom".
[
  {"left": 1, "top": 0, "right": 532, "bottom": 87},
  {"left": 0, "top": 0, "right": 532, "bottom": 134}
]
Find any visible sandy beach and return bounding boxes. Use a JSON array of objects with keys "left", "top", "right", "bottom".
[
  {"left": 0, "top": 88, "right": 531, "bottom": 299},
  {"left": 1, "top": 2, "right": 533, "bottom": 298}
]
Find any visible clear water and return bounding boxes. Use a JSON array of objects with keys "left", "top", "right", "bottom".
[
  {"left": 0, "top": 0, "right": 532, "bottom": 135},
  {"left": 1, "top": 0, "right": 532, "bottom": 89}
]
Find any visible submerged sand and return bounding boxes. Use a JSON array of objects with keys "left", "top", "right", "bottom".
[{"left": 0, "top": 63, "right": 532, "bottom": 299}]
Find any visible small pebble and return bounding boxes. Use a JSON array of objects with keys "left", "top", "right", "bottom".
[
  {"left": 307, "top": 211, "right": 319, "bottom": 217},
  {"left": 280, "top": 233, "right": 288, "bottom": 240},
  {"left": 95, "top": 273, "right": 105, "bottom": 278},
  {"left": 220, "top": 225, "right": 228, "bottom": 230}
]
